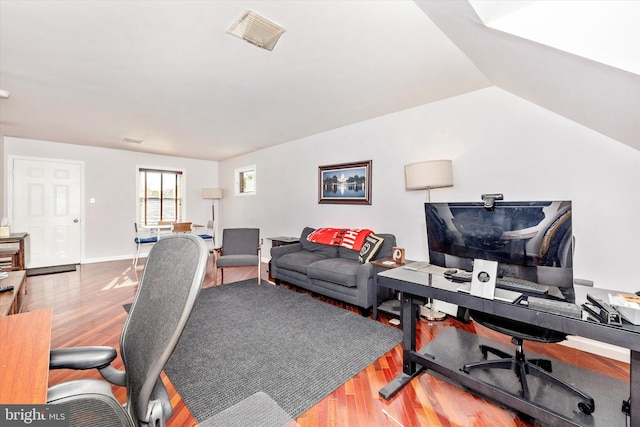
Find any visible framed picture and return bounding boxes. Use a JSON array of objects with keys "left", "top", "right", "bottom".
[{"left": 318, "top": 160, "right": 372, "bottom": 205}]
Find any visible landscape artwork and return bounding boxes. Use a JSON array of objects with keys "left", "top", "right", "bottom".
[{"left": 318, "top": 160, "right": 371, "bottom": 205}]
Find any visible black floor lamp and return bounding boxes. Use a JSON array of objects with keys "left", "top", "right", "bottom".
[{"left": 404, "top": 159, "right": 454, "bottom": 321}]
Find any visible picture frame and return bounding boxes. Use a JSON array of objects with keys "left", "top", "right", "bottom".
[{"left": 318, "top": 160, "right": 372, "bottom": 205}]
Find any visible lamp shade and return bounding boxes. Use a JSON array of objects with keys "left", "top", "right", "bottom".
[
  {"left": 202, "top": 188, "right": 223, "bottom": 199},
  {"left": 404, "top": 160, "right": 453, "bottom": 190}
]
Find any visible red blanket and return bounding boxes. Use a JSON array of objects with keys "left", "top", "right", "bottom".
[{"left": 307, "top": 228, "right": 374, "bottom": 251}]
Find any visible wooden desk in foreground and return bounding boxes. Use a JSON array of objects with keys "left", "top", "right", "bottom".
[{"left": 0, "top": 308, "right": 52, "bottom": 404}]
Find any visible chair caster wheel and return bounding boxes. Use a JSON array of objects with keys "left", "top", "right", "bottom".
[{"left": 578, "top": 401, "right": 594, "bottom": 415}]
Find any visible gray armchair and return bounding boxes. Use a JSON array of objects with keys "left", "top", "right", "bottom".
[
  {"left": 47, "top": 234, "right": 209, "bottom": 427},
  {"left": 214, "top": 228, "right": 261, "bottom": 285}
]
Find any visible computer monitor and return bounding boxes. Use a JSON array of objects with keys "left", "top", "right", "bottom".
[{"left": 425, "top": 200, "right": 573, "bottom": 290}]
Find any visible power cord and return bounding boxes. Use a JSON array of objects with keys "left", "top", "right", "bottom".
[{"left": 622, "top": 396, "right": 630, "bottom": 426}]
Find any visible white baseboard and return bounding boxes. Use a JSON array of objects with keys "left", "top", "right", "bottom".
[
  {"left": 561, "top": 336, "right": 630, "bottom": 363},
  {"left": 83, "top": 255, "right": 133, "bottom": 264}
]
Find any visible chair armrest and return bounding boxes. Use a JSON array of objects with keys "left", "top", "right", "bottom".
[
  {"left": 50, "top": 346, "right": 117, "bottom": 370},
  {"left": 50, "top": 346, "right": 126, "bottom": 386}
]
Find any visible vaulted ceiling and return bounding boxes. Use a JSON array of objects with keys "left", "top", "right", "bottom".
[{"left": 0, "top": 1, "right": 638, "bottom": 161}]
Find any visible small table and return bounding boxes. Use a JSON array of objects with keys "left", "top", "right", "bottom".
[
  {"left": 267, "top": 236, "right": 299, "bottom": 282},
  {"left": 0, "top": 270, "right": 27, "bottom": 316},
  {"left": 371, "top": 257, "right": 411, "bottom": 320}
]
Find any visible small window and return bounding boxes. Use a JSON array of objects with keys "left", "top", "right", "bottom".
[
  {"left": 235, "top": 165, "right": 256, "bottom": 196},
  {"left": 138, "top": 168, "right": 184, "bottom": 225}
]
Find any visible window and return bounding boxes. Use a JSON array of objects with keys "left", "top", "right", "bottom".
[
  {"left": 138, "top": 168, "right": 183, "bottom": 225},
  {"left": 235, "top": 165, "right": 256, "bottom": 196}
]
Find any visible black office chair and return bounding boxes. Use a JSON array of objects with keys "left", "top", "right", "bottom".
[
  {"left": 462, "top": 310, "right": 595, "bottom": 415},
  {"left": 47, "top": 234, "right": 209, "bottom": 427},
  {"left": 214, "top": 228, "right": 261, "bottom": 286}
]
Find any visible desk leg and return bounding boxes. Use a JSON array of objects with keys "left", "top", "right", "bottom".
[
  {"left": 372, "top": 266, "right": 380, "bottom": 320},
  {"left": 379, "top": 293, "right": 428, "bottom": 400},
  {"left": 631, "top": 350, "right": 639, "bottom": 424}
]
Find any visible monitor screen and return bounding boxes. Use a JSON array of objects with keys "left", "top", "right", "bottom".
[{"left": 425, "top": 200, "right": 573, "bottom": 289}]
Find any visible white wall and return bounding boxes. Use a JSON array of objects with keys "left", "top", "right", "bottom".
[
  {"left": 0, "top": 127, "right": 4, "bottom": 219},
  {"left": 3, "top": 138, "right": 219, "bottom": 263},
  {"left": 220, "top": 87, "right": 639, "bottom": 293}
]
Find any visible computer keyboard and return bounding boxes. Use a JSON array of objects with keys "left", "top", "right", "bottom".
[
  {"left": 527, "top": 296, "right": 583, "bottom": 319},
  {"left": 443, "top": 270, "right": 549, "bottom": 296},
  {"left": 496, "top": 276, "right": 549, "bottom": 296}
]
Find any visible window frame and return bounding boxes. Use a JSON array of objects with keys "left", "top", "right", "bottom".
[
  {"left": 234, "top": 165, "right": 256, "bottom": 196},
  {"left": 137, "top": 167, "right": 185, "bottom": 226}
]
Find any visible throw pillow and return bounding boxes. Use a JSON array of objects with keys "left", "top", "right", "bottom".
[{"left": 357, "top": 234, "right": 384, "bottom": 263}]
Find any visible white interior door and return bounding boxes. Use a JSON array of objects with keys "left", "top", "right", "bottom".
[{"left": 11, "top": 158, "right": 83, "bottom": 268}]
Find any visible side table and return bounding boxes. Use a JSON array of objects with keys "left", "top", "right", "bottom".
[
  {"left": 267, "top": 236, "right": 299, "bottom": 282},
  {"left": 371, "top": 257, "right": 411, "bottom": 320}
]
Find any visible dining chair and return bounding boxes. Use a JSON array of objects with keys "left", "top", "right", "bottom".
[
  {"left": 171, "top": 222, "right": 193, "bottom": 233},
  {"left": 132, "top": 223, "right": 158, "bottom": 267}
]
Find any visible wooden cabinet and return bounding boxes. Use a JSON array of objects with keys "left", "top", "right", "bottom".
[
  {"left": 0, "top": 233, "right": 29, "bottom": 271},
  {"left": 0, "top": 270, "right": 27, "bottom": 316}
]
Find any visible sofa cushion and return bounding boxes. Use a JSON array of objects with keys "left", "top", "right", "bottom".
[
  {"left": 299, "top": 227, "right": 339, "bottom": 258},
  {"left": 307, "top": 258, "right": 361, "bottom": 288},
  {"left": 357, "top": 234, "right": 385, "bottom": 263},
  {"left": 276, "top": 251, "right": 330, "bottom": 275},
  {"left": 372, "top": 233, "right": 396, "bottom": 260},
  {"left": 338, "top": 246, "right": 360, "bottom": 261}
]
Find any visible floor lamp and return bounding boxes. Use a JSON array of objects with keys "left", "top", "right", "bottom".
[
  {"left": 404, "top": 159, "right": 454, "bottom": 321},
  {"left": 201, "top": 188, "right": 223, "bottom": 246}
]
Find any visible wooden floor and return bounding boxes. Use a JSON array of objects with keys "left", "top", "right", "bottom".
[{"left": 25, "top": 258, "right": 629, "bottom": 427}]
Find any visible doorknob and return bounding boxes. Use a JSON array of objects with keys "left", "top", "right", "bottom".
[{"left": 73, "top": 219, "right": 79, "bottom": 223}]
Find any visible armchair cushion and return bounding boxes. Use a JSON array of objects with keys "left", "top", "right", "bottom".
[{"left": 216, "top": 254, "right": 259, "bottom": 268}]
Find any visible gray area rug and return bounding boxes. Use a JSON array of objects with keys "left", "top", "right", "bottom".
[{"left": 163, "top": 280, "right": 402, "bottom": 422}]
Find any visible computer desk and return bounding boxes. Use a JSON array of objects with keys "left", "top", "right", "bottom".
[{"left": 377, "top": 266, "right": 639, "bottom": 427}]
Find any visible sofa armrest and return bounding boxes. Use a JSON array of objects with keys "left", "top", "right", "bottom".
[
  {"left": 270, "top": 242, "right": 303, "bottom": 260},
  {"left": 355, "top": 262, "right": 374, "bottom": 287}
]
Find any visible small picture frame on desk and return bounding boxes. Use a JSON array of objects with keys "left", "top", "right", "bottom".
[{"left": 392, "top": 247, "right": 405, "bottom": 265}]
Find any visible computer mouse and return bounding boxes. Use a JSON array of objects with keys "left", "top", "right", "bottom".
[{"left": 636, "top": 291, "right": 640, "bottom": 296}]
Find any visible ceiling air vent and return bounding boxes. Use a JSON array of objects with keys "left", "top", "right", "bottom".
[
  {"left": 123, "top": 138, "right": 144, "bottom": 145},
  {"left": 226, "top": 10, "right": 285, "bottom": 51}
]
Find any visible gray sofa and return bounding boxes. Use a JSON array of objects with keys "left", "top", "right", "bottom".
[{"left": 270, "top": 227, "right": 396, "bottom": 314}]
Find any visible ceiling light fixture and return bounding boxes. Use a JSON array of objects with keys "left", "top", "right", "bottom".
[
  {"left": 0, "top": 90, "right": 10, "bottom": 99},
  {"left": 123, "top": 138, "right": 144, "bottom": 145},
  {"left": 226, "top": 10, "right": 285, "bottom": 51}
]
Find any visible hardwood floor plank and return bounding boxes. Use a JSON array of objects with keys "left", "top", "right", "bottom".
[{"left": 23, "top": 258, "right": 630, "bottom": 426}]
